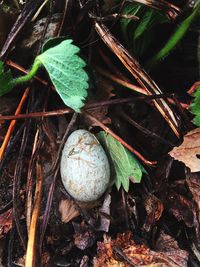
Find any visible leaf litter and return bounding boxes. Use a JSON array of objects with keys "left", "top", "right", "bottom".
[{"left": 0, "top": 1, "right": 199, "bottom": 266}]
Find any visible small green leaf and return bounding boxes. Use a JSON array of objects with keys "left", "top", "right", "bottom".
[
  {"left": 0, "top": 61, "right": 14, "bottom": 96},
  {"left": 36, "top": 39, "right": 89, "bottom": 112},
  {"left": 97, "top": 131, "right": 144, "bottom": 192},
  {"left": 190, "top": 86, "right": 200, "bottom": 126}
]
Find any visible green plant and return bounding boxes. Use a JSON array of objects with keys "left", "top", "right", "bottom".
[
  {"left": 121, "top": 1, "right": 200, "bottom": 68},
  {"left": 147, "top": 0, "right": 200, "bottom": 68},
  {"left": 97, "top": 131, "right": 145, "bottom": 192},
  {"left": 190, "top": 85, "right": 200, "bottom": 126},
  {"left": 0, "top": 39, "right": 89, "bottom": 112}
]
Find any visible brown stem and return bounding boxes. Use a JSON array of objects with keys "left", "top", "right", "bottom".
[{"left": 84, "top": 111, "right": 157, "bottom": 166}]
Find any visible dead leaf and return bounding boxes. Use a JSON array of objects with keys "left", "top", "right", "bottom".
[
  {"left": 59, "top": 199, "right": 99, "bottom": 224},
  {"left": 97, "top": 193, "right": 111, "bottom": 232},
  {"left": 0, "top": 209, "right": 12, "bottom": 238},
  {"left": 164, "top": 189, "right": 195, "bottom": 228},
  {"left": 73, "top": 222, "right": 96, "bottom": 250},
  {"left": 155, "top": 231, "right": 188, "bottom": 267},
  {"left": 59, "top": 199, "right": 80, "bottom": 223},
  {"left": 169, "top": 128, "right": 200, "bottom": 172},
  {"left": 186, "top": 172, "right": 200, "bottom": 222},
  {"left": 186, "top": 172, "right": 200, "bottom": 246},
  {"left": 143, "top": 194, "right": 164, "bottom": 232},
  {"left": 94, "top": 232, "right": 188, "bottom": 267}
]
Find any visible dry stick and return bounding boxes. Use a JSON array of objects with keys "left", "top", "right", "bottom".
[
  {"left": 26, "top": 129, "right": 40, "bottom": 233},
  {"left": 0, "top": 87, "right": 30, "bottom": 160},
  {"left": 0, "top": 94, "right": 177, "bottom": 121},
  {"left": 94, "top": 22, "right": 180, "bottom": 138},
  {"left": 96, "top": 66, "right": 189, "bottom": 109},
  {"left": 96, "top": 66, "right": 147, "bottom": 95},
  {"left": 84, "top": 111, "right": 156, "bottom": 165},
  {"left": 56, "top": 0, "right": 70, "bottom": 36},
  {"left": 40, "top": 113, "right": 78, "bottom": 248},
  {"left": 25, "top": 162, "right": 43, "bottom": 267}
]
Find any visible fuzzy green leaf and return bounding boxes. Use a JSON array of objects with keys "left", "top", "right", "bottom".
[
  {"left": 190, "top": 86, "right": 200, "bottom": 126},
  {"left": 97, "top": 131, "right": 144, "bottom": 192},
  {"left": 36, "top": 39, "right": 89, "bottom": 112},
  {"left": 0, "top": 61, "right": 14, "bottom": 96}
]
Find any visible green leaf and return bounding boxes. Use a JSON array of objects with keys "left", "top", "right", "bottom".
[
  {"left": 0, "top": 61, "right": 14, "bottom": 96},
  {"left": 190, "top": 86, "right": 200, "bottom": 126},
  {"left": 120, "top": 3, "right": 168, "bottom": 58},
  {"left": 97, "top": 131, "right": 144, "bottom": 192},
  {"left": 36, "top": 39, "right": 89, "bottom": 112}
]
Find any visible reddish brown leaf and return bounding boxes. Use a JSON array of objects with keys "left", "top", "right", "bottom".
[
  {"left": 165, "top": 190, "right": 195, "bottom": 228},
  {"left": 155, "top": 231, "right": 188, "bottom": 267},
  {"left": 0, "top": 209, "right": 12, "bottom": 238},
  {"left": 93, "top": 232, "right": 188, "bottom": 267},
  {"left": 143, "top": 194, "right": 164, "bottom": 232}
]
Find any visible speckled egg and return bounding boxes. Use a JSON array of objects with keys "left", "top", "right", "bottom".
[{"left": 60, "top": 129, "right": 110, "bottom": 202}]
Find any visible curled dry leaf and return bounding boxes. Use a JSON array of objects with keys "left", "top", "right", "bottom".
[
  {"left": 93, "top": 231, "right": 188, "bottom": 267},
  {"left": 143, "top": 194, "right": 164, "bottom": 232},
  {"left": 169, "top": 128, "right": 200, "bottom": 172}
]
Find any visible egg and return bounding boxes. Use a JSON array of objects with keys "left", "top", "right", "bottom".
[{"left": 60, "top": 129, "right": 110, "bottom": 202}]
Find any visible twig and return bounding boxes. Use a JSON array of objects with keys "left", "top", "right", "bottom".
[
  {"left": 118, "top": 108, "right": 174, "bottom": 147},
  {"left": 40, "top": 113, "right": 78, "bottom": 248},
  {"left": 95, "top": 22, "right": 180, "bottom": 138},
  {"left": 96, "top": 66, "right": 147, "bottom": 95},
  {"left": 13, "top": 119, "right": 32, "bottom": 251},
  {"left": 25, "top": 162, "right": 44, "bottom": 267},
  {"left": 84, "top": 111, "right": 156, "bottom": 165},
  {"left": 0, "top": 87, "right": 30, "bottom": 160},
  {"left": 0, "top": 94, "right": 188, "bottom": 122},
  {"left": 96, "top": 66, "right": 189, "bottom": 109}
]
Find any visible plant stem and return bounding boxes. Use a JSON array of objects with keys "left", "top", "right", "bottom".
[{"left": 9, "top": 58, "right": 42, "bottom": 87}]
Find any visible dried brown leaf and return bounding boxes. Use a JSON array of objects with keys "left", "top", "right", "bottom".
[
  {"left": 97, "top": 193, "right": 111, "bottom": 232},
  {"left": 94, "top": 232, "right": 188, "bottom": 267},
  {"left": 0, "top": 209, "right": 12, "bottom": 238},
  {"left": 59, "top": 199, "right": 80, "bottom": 223},
  {"left": 164, "top": 189, "right": 194, "bottom": 227},
  {"left": 143, "top": 194, "right": 164, "bottom": 232},
  {"left": 186, "top": 173, "right": 200, "bottom": 220},
  {"left": 169, "top": 128, "right": 200, "bottom": 172}
]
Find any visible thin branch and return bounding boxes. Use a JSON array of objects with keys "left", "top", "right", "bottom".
[
  {"left": 84, "top": 111, "right": 157, "bottom": 165},
  {"left": 0, "top": 87, "right": 30, "bottom": 160},
  {"left": 25, "top": 162, "right": 44, "bottom": 267}
]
